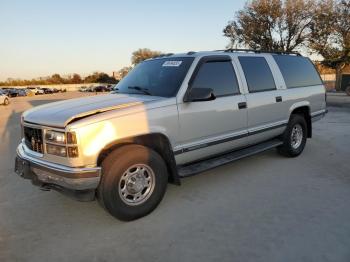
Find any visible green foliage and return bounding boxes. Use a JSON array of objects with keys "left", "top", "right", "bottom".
[
  {"left": 309, "top": 0, "right": 350, "bottom": 69},
  {"left": 131, "top": 48, "right": 162, "bottom": 65},
  {"left": 309, "top": 0, "right": 349, "bottom": 90},
  {"left": 83, "top": 72, "right": 117, "bottom": 84},
  {"left": 71, "top": 73, "right": 82, "bottom": 84},
  {"left": 117, "top": 66, "right": 133, "bottom": 80},
  {"left": 95, "top": 73, "right": 118, "bottom": 84},
  {"left": 223, "top": 0, "right": 315, "bottom": 51}
]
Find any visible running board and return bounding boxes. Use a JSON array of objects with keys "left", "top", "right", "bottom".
[{"left": 178, "top": 139, "right": 283, "bottom": 178}]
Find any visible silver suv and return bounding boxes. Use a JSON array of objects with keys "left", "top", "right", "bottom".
[{"left": 15, "top": 50, "right": 327, "bottom": 220}]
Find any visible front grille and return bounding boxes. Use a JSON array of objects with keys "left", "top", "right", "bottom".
[{"left": 23, "top": 126, "right": 43, "bottom": 153}]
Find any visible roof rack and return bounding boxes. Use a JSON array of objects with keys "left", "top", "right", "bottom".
[
  {"left": 154, "top": 53, "right": 174, "bottom": 58},
  {"left": 215, "top": 48, "right": 301, "bottom": 56}
]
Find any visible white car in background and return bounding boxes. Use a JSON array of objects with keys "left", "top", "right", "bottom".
[
  {"left": 27, "top": 87, "right": 44, "bottom": 95},
  {"left": 0, "top": 90, "right": 10, "bottom": 105}
]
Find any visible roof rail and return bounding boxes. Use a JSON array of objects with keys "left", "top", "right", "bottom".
[
  {"left": 153, "top": 53, "right": 174, "bottom": 59},
  {"left": 215, "top": 48, "right": 301, "bottom": 56}
]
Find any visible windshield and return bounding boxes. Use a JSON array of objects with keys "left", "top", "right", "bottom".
[{"left": 114, "top": 57, "right": 194, "bottom": 97}]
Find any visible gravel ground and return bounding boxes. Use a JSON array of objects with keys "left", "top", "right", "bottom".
[{"left": 0, "top": 92, "right": 350, "bottom": 262}]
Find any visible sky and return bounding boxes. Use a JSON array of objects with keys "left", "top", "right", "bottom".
[{"left": 0, "top": 0, "right": 246, "bottom": 81}]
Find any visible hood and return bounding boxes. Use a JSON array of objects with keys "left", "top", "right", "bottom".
[{"left": 23, "top": 94, "right": 162, "bottom": 128}]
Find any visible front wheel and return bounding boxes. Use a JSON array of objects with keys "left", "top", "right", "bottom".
[
  {"left": 98, "top": 145, "right": 168, "bottom": 221},
  {"left": 3, "top": 98, "right": 9, "bottom": 105},
  {"left": 278, "top": 114, "right": 307, "bottom": 157}
]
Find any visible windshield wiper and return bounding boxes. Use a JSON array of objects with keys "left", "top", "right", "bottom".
[{"left": 128, "top": 86, "right": 152, "bottom": 96}]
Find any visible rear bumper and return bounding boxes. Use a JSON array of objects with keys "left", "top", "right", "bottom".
[{"left": 15, "top": 144, "right": 101, "bottom": 199}]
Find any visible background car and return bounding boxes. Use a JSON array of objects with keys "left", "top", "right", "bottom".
[
  {"left": 79, "top": 86, "right": 88, "bottom": 92},
  {"left": 2, "top": 88, "right": 20, "bottom": 97},
  {"left": 17, "top": 89, "right": 28, "bottom": 96},
  {"left": 27, "top": 87, "right": 40, "bottom": 95},
  {"left": 0, "top": 90, "right": 10, "bottom": 105},
  {"left": 94, "top": 85, "right": 109, "bottom": 92},
  {"left": 86, "top": 86, "right": 95, "bottom": 92},
  {"left": 41, "top": 88, "right": 54, "bottom": 94},
  {"left": 37, "top": 88, "right": 45, "bottom": 95},
  {"left": 106, "top": 84, "right": 115, "bottom": 91}
]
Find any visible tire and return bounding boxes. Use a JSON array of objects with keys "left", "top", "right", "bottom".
[
  {"left": 97, "top": 144, "right": 168, "bottom": 221},
  {"left": 345, "top": 86, "right": 350, "bottom": 96},
  {"left": 277, "top": 114, "right": 307, "bottom": 157},
  {"left": 3, "top": 98, "right": 9, "bottom": 106}
]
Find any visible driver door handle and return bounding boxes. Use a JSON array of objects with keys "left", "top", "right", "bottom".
[
  {"left": 275, "top": 96, "right": 282, "bottom": 102},
  {"left": 238, "top": 102, "right": 247, "bottom": 109}
]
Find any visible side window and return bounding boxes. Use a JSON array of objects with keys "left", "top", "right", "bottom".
[
  {"left": 191, "top": 61, "right": 240, "bottom": 96},
  {"left": 238, "top": 57, "right": 276, "bottom": 93},
  {"left": 273, "top": 55, "right": 322, "bottom": 88}
]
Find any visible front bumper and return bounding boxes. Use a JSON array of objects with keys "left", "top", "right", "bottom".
[{"left": 15, "top": 144, "right": 101, "bottom": 199}]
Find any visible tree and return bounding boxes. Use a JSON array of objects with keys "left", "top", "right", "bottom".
[
  {"left": 71, "top": 73, "right": 82, "bottom": 84},
  {"left": 84, "top": 72, "right": 100, "bottom": 83},
  {"left": 223, "top": 0, "right": 314, "bottom": 52},
  {"left": 96, "top": 73, "right": 118, "bottom": 84},
  {"left": 49, "top": 74, "right": 64, "bottom": 84},
  {"left": 309, "top": 0, "right": 350, "bottom": 90},
  {"left": 84, "top": 72, "right": 117, "bottom": 84},
  {"left": 131, "top": 48, "right": 162, "bottom": 65},
  {"left": 117, "top": 66, "right": 133, "bottom": 80}
]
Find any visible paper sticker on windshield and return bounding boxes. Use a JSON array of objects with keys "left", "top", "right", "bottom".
[{"left": 162, "top": 61, "right": 182, "bottom": 67}]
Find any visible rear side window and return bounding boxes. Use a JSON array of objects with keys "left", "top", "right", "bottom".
[
  {"left": 191, "top": 61, "right": 240, "bottom": 96},
  {"left": 273, "top": 55, "right": 322, "bottom": 88},
  {"left": 238, "top": 57, "right": 276, "bottom": 93}
]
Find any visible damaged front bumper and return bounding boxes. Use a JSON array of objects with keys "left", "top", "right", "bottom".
[{"left": 14, "top": 144, "right": 101, "bottom": 201}]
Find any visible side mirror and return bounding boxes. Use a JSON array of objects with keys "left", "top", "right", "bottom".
[{"left": 184, "top": 87, "right": 216, "bottom": 102}]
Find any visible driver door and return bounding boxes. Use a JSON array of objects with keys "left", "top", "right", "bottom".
[{"left": 175, "top": 56, "right": 248, "bottom": 165}]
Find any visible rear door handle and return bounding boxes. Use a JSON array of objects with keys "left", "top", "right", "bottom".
[
  {"left": 275, "top": 96, "right": 282, "bottom": 102},
  {"left": 238, "top": 102, "right": 247, "bottom": 109}
]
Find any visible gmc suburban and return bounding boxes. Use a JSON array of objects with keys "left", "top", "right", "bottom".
[{"left": 15, "top": 49, "right": 327, "bottom": 221}]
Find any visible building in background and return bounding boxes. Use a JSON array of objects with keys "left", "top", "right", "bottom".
[{"left": 315, "top": 62, "right": 350, "bottom": 92}]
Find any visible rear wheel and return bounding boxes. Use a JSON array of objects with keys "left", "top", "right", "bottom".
[
  {"left": 3, "top": 98, "right": 9, "bottom": 105},
  {"left": 97, "top": 144, "right": 168, "bottom": 221},
  {"left": 278, "top": 114, "right": 307, "bottom": 157}
]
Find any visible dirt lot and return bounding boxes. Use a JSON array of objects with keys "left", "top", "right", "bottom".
[{"left": 1, "top": 92, "right": 350, "bottom": 262}]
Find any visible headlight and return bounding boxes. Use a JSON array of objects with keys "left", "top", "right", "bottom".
[
  {"left": 46, "top": 144, "right": 67, "bottom": 157},
  {"left": 45, "top": 130, "right": 78, "bottom": 157},
  {"left": 45, "top": 130, "right": 66, "bottom": 144}
]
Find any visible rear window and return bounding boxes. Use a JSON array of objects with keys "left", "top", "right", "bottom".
[
  {"left": 238, "top": 57, "right": 276, "bottom": 93},
  {"left": 273, "top": 55, "right": 322, "bottom": 88}
]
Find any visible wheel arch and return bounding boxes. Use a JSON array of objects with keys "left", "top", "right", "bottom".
[
  {"left": 97, "top": 133, "right": 180, "bottom": 185},
  {"left": 289, "top": 105, "right": 312, "bottom": 138}
]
